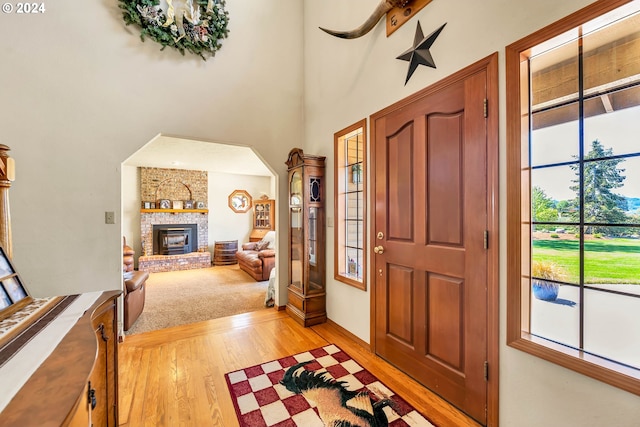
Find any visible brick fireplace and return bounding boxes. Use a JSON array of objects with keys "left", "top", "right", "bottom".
[
  {"left": 138, "top": 212, "right": 211, "bottom": 273},
  {"left": 137, "top": 167, "right": 211, "bottom": 273}
]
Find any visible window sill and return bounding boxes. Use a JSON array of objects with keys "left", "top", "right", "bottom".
[
  {"left": 335, "top": 274, "right": 366, "bottom": 291},
  {"left": 508, "top": 332, "right": 640, "bottom": 396}
]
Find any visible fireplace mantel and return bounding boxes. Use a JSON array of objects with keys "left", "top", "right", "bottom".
[{"left": 140, "top": 209, "right": 208, "bottom": 214}]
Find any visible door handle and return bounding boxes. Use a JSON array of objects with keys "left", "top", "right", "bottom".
[{"left": 373, "top": 246, "right": 385, "bottom": 254}]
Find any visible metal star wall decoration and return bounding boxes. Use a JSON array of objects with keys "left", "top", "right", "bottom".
[{"left": 397, "top": 21, "right": 446, "bottom": 85}]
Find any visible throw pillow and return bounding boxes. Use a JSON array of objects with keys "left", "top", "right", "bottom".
[
  {"left": 255, "top": 240, "right": 270, "bottom": 251},
  {"left": 263, "top": 230, "right": 276, "bottom": 249}
]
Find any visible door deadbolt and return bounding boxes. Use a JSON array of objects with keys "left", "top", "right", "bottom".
[{"left": 377, "top": 232, "right": 384, "bottom": 240}]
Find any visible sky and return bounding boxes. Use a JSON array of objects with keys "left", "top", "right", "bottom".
[{"left": 531, "top": 105, "right": 640, "bottom": 201}]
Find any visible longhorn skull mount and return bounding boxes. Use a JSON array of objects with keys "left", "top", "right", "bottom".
[{"left": 319, "top": 0, "right": 413, "bottom": 39}]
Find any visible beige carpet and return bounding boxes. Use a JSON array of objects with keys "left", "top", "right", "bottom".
[{"left": 125, "top": 265, "right": 269, "bottom": 335}]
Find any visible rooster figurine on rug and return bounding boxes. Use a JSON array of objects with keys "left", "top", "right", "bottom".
[{"left": 280, "top": 361, "right": 393, "bottom": 427}]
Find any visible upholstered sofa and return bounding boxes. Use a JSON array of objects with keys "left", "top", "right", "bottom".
[
  {"left": 123, "top": 237, "right": 148, "bottom": 331},
  {"left": 236, "top": 231, "right": 276, "bottom": 281}
]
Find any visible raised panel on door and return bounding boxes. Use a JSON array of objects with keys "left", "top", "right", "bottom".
[
  {"left": 428, "top": 112, "right": 464, "bottom": 246},
  {"left": 427, "top": 273, "right": 464, "bottom": 372},
  {"left": 386, "top": 264, "right": 414, "bottom": 347},
  {"left": 387, "top": 123, "right": 414, "bottom": 242}
]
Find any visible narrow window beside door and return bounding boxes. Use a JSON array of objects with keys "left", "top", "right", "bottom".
[{"left": 334, "top": 119, "right": 367, "bottom": 290}]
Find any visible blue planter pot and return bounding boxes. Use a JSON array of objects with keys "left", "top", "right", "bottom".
[{"left": 532, "top": 280, "right": 559, "bottom": 301}]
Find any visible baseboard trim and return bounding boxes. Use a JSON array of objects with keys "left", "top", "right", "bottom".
[
  {"left": 325, "top": 318, "right": 371, "bottom": 351},
  {"left": 275, "top": 304, "right": 286, "bottom": 311}
]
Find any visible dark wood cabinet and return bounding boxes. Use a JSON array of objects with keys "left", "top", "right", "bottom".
[{"left": 285, "top": 148, "right": 326, "bottom": 327}]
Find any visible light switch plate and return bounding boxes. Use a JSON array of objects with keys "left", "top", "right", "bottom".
[{"left": 105, "top": 211, "right": 115, "bottom": 224}]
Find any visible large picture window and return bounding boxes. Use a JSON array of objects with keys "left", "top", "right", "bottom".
[
  {"left": 334, "top": 120, "right": 366, "bottom": 290},
  {"left": 507, "top": 0, "right": 640, "bottom": 395}
]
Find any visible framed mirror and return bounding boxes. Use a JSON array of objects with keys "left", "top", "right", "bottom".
[{"left": 228, "top": 189, "right": 252, "bottom": 213}]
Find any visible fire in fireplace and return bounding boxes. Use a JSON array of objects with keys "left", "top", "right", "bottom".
[{"left": 152, "top": 224, "right": 198, "bottom": 255}]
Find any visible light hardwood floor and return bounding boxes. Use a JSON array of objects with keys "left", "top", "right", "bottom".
[{"left": 118, "top": 308, "right": 482, "bottom": 427}]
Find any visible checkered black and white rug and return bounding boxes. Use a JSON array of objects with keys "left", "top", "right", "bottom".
[{"left": 225, "top": 344, "right": 436, "bottom": 427}]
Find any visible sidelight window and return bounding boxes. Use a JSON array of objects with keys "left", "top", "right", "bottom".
[{"left": 334, "top": 119, "right": 366, "bottom": 290}]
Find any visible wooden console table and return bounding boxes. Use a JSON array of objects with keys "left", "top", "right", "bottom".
[{"left": 0, "top": 291, "right": 120, "bottom": 426}]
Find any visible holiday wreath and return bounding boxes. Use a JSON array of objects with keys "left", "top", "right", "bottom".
[{"left": 118, "top": 0, "right": 229, "bottom": 60}]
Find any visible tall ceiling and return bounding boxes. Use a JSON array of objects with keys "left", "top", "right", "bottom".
[{"left": 123, "top": 135, "right": 273, "bottom": 177}]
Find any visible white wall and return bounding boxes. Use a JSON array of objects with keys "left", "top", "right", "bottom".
[
  {"left": 303, "top": 0, "right": 640, "bottom": 426},
  {"left": 3, "top": 0, "right": 302, "bottom": 298},
  {"left": 206, "top": 172, "right": 273, "bottom": 248}
]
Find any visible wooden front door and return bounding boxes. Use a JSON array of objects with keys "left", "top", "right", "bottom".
[{"left": 371, "top": 55, "right": 497, "bottom": 425}]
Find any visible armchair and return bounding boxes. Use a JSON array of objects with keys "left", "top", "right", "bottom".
[
  {"left": 236, "top": 231, "right": 276, "bottom": 281},
  {"left": 123, "top": 237, "right": 148, "bottom": 331}
]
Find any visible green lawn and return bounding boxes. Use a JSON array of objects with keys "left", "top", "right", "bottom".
[{"left": 532, "top": 237, "right": 640, "bottom": 285}]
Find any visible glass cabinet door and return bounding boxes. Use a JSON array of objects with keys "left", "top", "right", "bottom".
[
  {"left": 289, "top": 171, "right": 303, "bottom": 290},
  {"left": 308, "top": 206, "right": 322, "bottom": 293}
]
